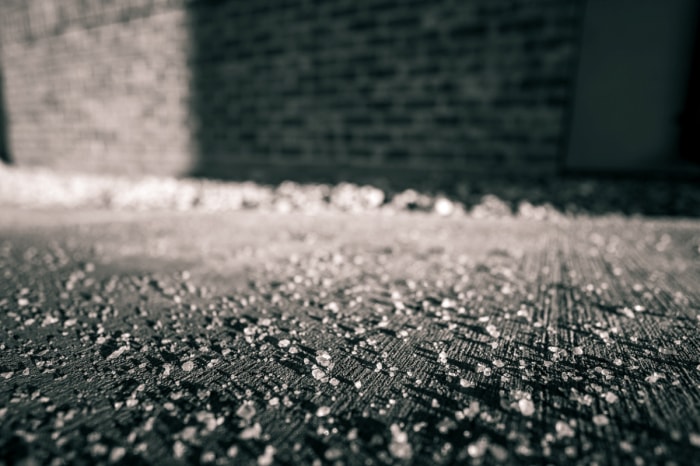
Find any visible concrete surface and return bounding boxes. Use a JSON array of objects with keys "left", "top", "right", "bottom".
[{"left": 0, "top": 208, "right": 699, "bottom": 465}]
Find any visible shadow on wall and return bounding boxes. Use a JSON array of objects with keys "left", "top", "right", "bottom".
[
  {"left": 186, "top": 0, "right": 274, "bottom": 183},
  {"left": 185, "top": 0, "right": 584, "bottom": 188},
  {"left": 182, "top": 0, "right": 700, "bottom": 217},
  {"left": 185, "top": 0, "right": 408, "bottom": 186},
  {"left": 0, "top": 65, "right": 10, "bottom": 164}
]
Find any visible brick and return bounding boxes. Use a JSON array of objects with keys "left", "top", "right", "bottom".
[{"left": 0, "top": 0, "right": 583, "bottom": 180}]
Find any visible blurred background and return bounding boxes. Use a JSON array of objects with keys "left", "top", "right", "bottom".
[{"left": 0, "top": 0, "right": 698, "bottom": 213}]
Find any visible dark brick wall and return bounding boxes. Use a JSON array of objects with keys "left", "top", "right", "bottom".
[
  {"left": 0, "top": 0, "right": 583, "bottom": 180},
  {"left": 188, "top": 0, "right": 583, "bottom": 179}
]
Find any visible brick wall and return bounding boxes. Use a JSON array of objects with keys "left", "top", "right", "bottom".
[
  {"left": 0, "top": 0, "right": 194, "bottom": 175},
  {"left": 0, "top": 0, "right": 583, "bottom": 181}
]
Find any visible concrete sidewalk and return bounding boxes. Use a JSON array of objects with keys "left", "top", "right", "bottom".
[{"left": 0, "top": 209, "right": 699, "bottom": 465}]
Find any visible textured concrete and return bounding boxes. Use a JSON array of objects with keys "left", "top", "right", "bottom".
[{"left": 0, "top": 209, "right": 699, "bottom": 465}]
